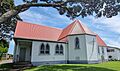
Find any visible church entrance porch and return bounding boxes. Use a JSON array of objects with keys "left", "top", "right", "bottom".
[{"left": 13, "top": 40, "right": 32, "bottom": 62}]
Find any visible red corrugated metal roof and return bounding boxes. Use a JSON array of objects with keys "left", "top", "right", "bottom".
[
  {"left": 58, "top": 20, "right": 95, "bottom": 41},
  {"left": 96, "top": 35, "right": 107, "bottom": 46},
  {"left": 14, "top": 20, "right": 107, "bottom": 47},
  {"left": 14, "top": 21, "right": 62, "bottom": 41},
  {"left": 58, "top": 20, "right": 76, "bottom": 40}
]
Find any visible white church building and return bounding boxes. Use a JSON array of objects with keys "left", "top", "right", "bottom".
[
  {"left": 13, "top": 20, "right": 108, "bottom": 66},
  {"left": 107, "top": 46, "right": 120, "bottom": 60}
]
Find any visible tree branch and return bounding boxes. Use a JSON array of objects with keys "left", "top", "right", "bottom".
[
  {"left": 0, "top": 3, "right": 63, "bottom": 24},
  {"left": 0, "top": 10, "right": 18, "bottom": 24}
]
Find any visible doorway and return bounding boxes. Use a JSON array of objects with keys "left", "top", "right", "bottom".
[{"left": 19, "top": 48, "right": 26, "bottom": 62}]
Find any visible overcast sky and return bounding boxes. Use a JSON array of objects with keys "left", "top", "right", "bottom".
[{"left": 8, "top": 0, "right": 120, "bottom": 54}]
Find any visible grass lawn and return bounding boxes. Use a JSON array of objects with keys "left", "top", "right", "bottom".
[{"left": 24, "top": 61, "right": 120, "bottom": 71}]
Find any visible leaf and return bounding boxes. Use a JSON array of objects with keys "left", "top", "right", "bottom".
[{"left": 59, "top": 8, "right": 66, "bottom": 15}]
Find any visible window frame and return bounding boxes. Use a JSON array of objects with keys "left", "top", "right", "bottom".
[
  {"left": 39, "top": 43, "right": 50, "bottom": 55},
  {"left": 102, "top": 47, "right": 104, "bottom": 54},
  {"left": 55, "top": 44, "right": 64, "bottom": 55},
  {"left": 39, "top": 43, "right": 45, "bottom": 55},
  {"left": 98, "top": 46, "right": 100, "bottom": 54},
  {"left": 60, "top": 45, "right": 64, "bottom": 54},
  {"left": 45, "top": 44, "right": 50, "bottom": 54},
  {"left": 75, "top": 37, "right": 80, "bottom": 49}
]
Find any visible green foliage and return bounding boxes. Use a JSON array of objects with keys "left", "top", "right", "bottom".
[
  {"left": 23, "top": 0, "right": 120, "bottom": 19},
  {"left": 0, "top": 39, "right": 9, "bottom": 60},
  {"left": 0, "top": 46, "right": 8, "bottom": 53},
  {"left": 0, "top": 61, "right": 120, "bottom": 71},
  {"left": 25, "top": 61, "right": 120, "bottom": 71}
]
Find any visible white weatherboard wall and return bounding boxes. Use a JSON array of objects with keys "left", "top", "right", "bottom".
[
  {"left": 31, "top": 41, "right": 66, "bottom": 65},
  {"left": 107, "top": 48, "right": 120, "bottom": 60},
  {"left": 85, "top": 35, "right": 99, "bottom": 63},
  {"left": 114, "top": 49, "right": 120, "bottom": 60},
  {"left": 68, "top": 35, "right": 87, "bottom": 63},
  {"left": 103, "top": 47, "right": 108, "bottom": 61},
  {"left": 98, "top": 47, "right": 103, "bottom": 62},
  {"left": 98, "top": 46, "right": 108, "bottom": 62}
]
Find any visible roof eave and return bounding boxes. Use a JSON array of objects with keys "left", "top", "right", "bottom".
[{"left": 14, "top": 37, "right": 66, "bottom": 43}]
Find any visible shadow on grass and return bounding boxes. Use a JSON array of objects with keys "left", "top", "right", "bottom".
[
  {"left": 25, "top": 65, "right": 116, "bottom": 71},
  {"left": 0, "top": 63, "right": 13, "bottom": 71}
]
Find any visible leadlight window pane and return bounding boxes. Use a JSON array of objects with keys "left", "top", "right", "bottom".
[
  {"left": 55, "top": 45, "right": 59, "bottom": 50},
  {"left": 75, "top": 37, "right": 80, "bottom": 49},
  {"left": 46, "top": 44, "right": 50, "bottom": 51},
  {"left": 41, "top": 43, "right": 44, "bottom": 50},
  {"left": 40, "top": 43, "right": 45, "bottom": 54},
  {"left": 55, "top": 44, "right": 64, "bottom": 55},
  {"left": 60, "top": 45, "right": 63, "bottom": 50},
  {"left": 40, "top": 43, "right": 50, "bottom": 55}
]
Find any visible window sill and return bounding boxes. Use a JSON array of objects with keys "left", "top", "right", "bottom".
[
  {"left": 39, "top": 54, "right": 50, "bottom": 56},
  {"left": 54, "top": 54, "right": 64, "bottom": 55}
]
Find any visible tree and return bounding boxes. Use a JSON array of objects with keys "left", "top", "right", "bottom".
[
  {"left": 0, "top": 0, "right": 22, "bottom": 40},
  {"left": 0, "top": 0, "right": 120, "bottom": 39},
  {"left": 0, "top": 39, "right": 9, "bottom": 60}
]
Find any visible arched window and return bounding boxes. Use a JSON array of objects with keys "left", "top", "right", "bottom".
[
  {"left": 98, "top": 47, "right": 100, "bottom": 54},
  {"left": 60, "top": 45, "right": 63, "bottom": 54},
  {"left": 46, "top": 44, "right": 50, "bottom": 54},
  {"left": 75, "top": 37, "right": 80, "bottom": 49},
  {"left": 40, "top": 43, "right": 45, "bottom": 54},
  {"left": 55, "top": 44, "right": 59, "bottom": 54},
  {"left": 40, "top": 43, "right": 50, "bottom": 55},
  {"left": 55, "top": 44, "right": 64, "bottom": 54},
  {"left": 102, "top": 47, "right": 104, "bottom": 54}
]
